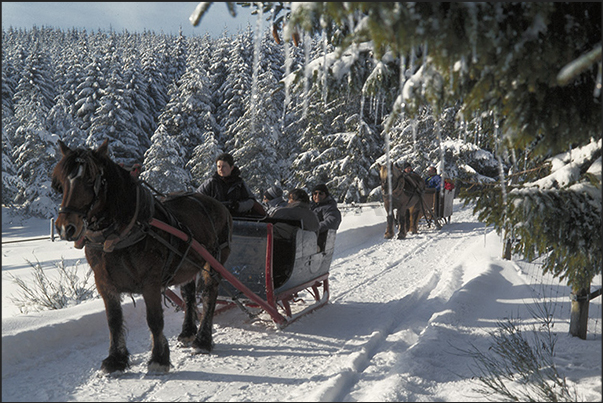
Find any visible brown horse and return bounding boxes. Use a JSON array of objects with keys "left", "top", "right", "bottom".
[
  {"left": 51, "top": 139, "right": 232, "bottom": 374},
  {"left": 375, "top": 162, "right": 426, "bottom": 239}
]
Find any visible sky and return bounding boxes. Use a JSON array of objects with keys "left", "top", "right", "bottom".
[
  {"left": 2, "top": 202, "right": 601, "bottom": 402},
  {"left": 1, "top": 2, "right": 256, "bottom": 37}
]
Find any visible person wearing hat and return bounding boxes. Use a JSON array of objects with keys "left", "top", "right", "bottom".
[
  {"left": 310, "top": 184, "right": 342, "bottom": 251},
  {"left": 402, "top": 162, "right": 413, "bottom": 173},
  {"left": 270, "top": 188, "right": 319, "bottom": 239},
  {"left": 197, "top": 152, "right": 260, "bottom": 216},
  {"left": 263, "top": 185, "right": 288, "bottom": 215}
]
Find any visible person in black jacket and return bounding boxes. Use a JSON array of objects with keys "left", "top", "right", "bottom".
[
  {"left": 310, "top": 184, "right": 342, "bottom": 251},
  {"left": 197, "top": 152, "right": 257, "bottom": 216}
]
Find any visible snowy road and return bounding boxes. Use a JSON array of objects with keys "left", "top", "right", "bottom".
[{"left": 3, "top": 202, "right": 600, "bottom": 402}]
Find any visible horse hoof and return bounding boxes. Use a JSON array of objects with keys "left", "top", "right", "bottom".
[
  {"left": 384, "top": 234, "right": 393, "bottom": 239},
  {"left": 192, "top": 346, "right": 211, "bottom": 355},
  {"left": 101, "top": 355, "right": 130, "bottom": 374},
  {"left": 147, "top": 362, "right": 170, "bottom": 374},
  {"left": 177, "top": 334, "right": 195, "bottom": 347},
  {"left": 192, "top": 339, "right": 213, "bottom": 355}
]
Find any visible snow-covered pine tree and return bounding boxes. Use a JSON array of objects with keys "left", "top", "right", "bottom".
[
  {"left": 207, "top": 29, "right": 234, "bottom": 141},
  {"left": 141, "top": 124, "right": 193, "bottom": 194},
  {"left": 86, "top": 38, "right": 143, "bottom": 166},
  {"left": 165, "top": 28, "right": 188, "bottom": 87},
  {"left": 220, "top": 26, "right": 254, "bottom": 146},
  {"left": 10, "top": 39, "right": 60, "bottom": 217},
  {"left": 140, "top": 34, "right": 170, "bottom": 128},
  {"left": 74, "top": 55, "right": 106, "bottom": 133},
  {"left": 156, "top": 51, "right": 217, "bottom": 189},
  {"left": 47, "top": 94, "right": 86, "bottom": 149},
  {"left": 289, "top": 38, "right": 382, "bottom": 201},
  {"left": 228, "top": 31, "right": 284, "bottom": 194},
  {"left": 122, "top": 53, "right": 154, "bottom": 149}
]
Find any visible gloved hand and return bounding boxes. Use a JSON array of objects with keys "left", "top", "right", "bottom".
[{"left": 228, "top": 200, "right": 239, "bottom": 213}]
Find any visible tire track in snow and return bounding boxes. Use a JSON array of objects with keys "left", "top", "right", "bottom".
[
  {"left": 338, "top": 236, "right": 472, "bottom": 402},
  {"left": 283, "top": 262, "right": 443, "bottom": 402}
]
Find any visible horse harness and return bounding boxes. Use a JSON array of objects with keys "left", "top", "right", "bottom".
[
  {"left": 68, "top": 162, "right": 228, "bottom": 287},
  {"left": 382, "top": 170, "right": 438, "bottom": 227},
  {"left": 383, "top": 171, "right": 424, "bottom": 199}
]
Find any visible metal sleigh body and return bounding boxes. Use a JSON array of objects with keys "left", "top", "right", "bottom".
[{"left": 159, "top": 218, "right": 337, "bottom": 328}]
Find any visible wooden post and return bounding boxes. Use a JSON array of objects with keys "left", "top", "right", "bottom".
[{"left": 569, "top": 284, "right": 590, "bottom": 339}]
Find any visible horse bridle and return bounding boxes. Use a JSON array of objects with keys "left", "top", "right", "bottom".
[{"left": 58, "top": 157, "right": 106, "bottom": 223}]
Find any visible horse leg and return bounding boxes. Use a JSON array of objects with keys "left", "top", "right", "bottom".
[
  {"left": 385, "top": 214, "right": 395, "bottom": 239},
  {"left": 177, "top": 280, "right": 198, "bottom": 346},
  {"left": 410, "top": 206, "right": 420, "bottom": 234},
  {"left": 143, "top": 285, "right": 170, "bottom": 372},
  {"left": 99, "top": 291, "right": 130, "bottom": 373},
  {"left": 397, "top": 209, "right": 407, "bottom": 239},
  {"left": 192, "top": 262, "right": 219, "bottom": 354}
]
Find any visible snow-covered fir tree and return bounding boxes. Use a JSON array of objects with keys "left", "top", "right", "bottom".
[
  {"left": 140, "top": 124, "right": 193, "bottom": 194},
  {"left": 220, "top": 26, "right": 254, "bottom": 145},
  {"left": 228, "top": 31, "right": 284, "bottom": 194}
]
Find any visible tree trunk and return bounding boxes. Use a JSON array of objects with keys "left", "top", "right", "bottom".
[
  {"left": 569, "top": 284, "right": 590, "bottom": 339},
  {"left": 502, "top": 238, "right": 512, "bottom": 260}
]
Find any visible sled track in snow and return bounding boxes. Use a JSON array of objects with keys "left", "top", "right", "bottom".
[
  {"left": 287, "top": 217, "right": 491, "bottom": 402},
  {"left": 329, "top": 224, "right": 451, "bottom": 304}
]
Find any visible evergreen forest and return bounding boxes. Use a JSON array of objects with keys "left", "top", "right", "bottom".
[
  {"left": 3, "top": 22, "right": 503, "bottom": 217},
  {"left": 2, "top": 3, "right": 601, "bottom": 299}
]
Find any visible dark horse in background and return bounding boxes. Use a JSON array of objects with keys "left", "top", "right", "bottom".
[
  {"left": 51, "top": 139, "right": 232, "bottom": 374},
  {"left": 375, "top": 162, "right": 426, "bottom": 239}
]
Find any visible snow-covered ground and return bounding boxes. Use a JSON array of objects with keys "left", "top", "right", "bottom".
[{"left": 2, "top": 202, "right": 601, "bottom": 402}]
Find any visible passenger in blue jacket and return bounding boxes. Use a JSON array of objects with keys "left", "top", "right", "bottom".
[
  {"left": 310, "top": 184, "right": 342, "bottom": 251},
  {"left": 424, "top": 166, "right": 442, "bottom": 191}
]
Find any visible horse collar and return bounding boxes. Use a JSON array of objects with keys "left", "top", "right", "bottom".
[{"left": 81, "top": 185, "right": 155, "bottom": 252}]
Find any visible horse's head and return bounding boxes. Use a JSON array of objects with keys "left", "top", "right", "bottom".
[
  {"left": 376, "top": 162, "right": 403, "bottom": 191},
  {"left": 52, "top": 140, "right": 109, "bottom": 242}
]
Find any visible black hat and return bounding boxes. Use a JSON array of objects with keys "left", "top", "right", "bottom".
[
  {"left": 312, "top": 184, "right": 329, "bottom": 197},
  {"left": 403, "top": 162, "right": 412, "bottom": 169},
  {"left": 264, "top": 185, "right": 283, "bottom": 200}
]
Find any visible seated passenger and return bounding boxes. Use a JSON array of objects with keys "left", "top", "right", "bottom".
[
  {"left": 270, "top": 188, "right": 319, "bottom": 240},
  {"left": 262, "top": 185, "right": 288, "bottom": 216},
  {"left": 310, "top": 184, "right": 342, "bottom": 251},
  {"left": 197, "top": 152, "right": 263, "bottom": 217},
  {"left": 424, "top": 166, "right": 442, "bottom": 191},
  {"left": 270, "top": 189, "right": 320, "bottom": 287}
]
